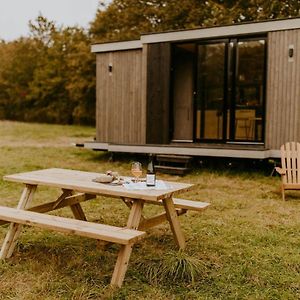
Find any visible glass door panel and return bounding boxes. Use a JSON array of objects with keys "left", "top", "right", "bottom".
[
  {"left": 171, "top": 37, "right": 266, "bottom": 144},
  {"left": 197, "top": 43, "right": 226, "bottom": 140},
  {"left": 172, "top": 43, "right": 195, "bottom": 142},
  {"left": 234, "top": 39, "right": 265, "bottom": 141}
]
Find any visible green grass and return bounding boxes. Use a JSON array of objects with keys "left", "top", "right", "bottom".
[{"left": 0, "top": 120, "right": 299, "bottom": 299}]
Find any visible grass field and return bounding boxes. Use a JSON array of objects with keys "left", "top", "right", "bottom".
[{"left": 0, "top": 120, "right": 299, "bottom": 300}]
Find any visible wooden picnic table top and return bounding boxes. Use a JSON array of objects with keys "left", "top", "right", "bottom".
[{"left": 4, "top": 168, "right": 193, "bottom": 201}]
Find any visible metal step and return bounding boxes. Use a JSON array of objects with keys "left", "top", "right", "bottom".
[
  {"left": 156, "top": 154, "right": 193, "bottom": 164},
  {"left": 154, "top": 154, "right": 192, "bottom": 175},
  {"left": 154, "top": 165, "right": 189, "bottom": 175}
]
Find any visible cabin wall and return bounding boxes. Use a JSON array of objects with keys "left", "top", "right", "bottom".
[
  {"left": 266, "top": 29, "right": 300, "bottom": 150},
  {"left": 96, "top": 49, "right": 145, "bottom": 144},
  {"left": 94, "top": 26, "right": 300, "bottom": 152},
  {"left": 145, "top": 43, "right": 171, "bottom": 144}
]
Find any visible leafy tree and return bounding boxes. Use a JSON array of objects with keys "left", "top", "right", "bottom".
[
  {"left": 90, "top": 0, "right": 300, "bottom": 42},
  {"left": 0, "top": 38, "right": 39, "bottom": 120},
  {"left": 90, "top": 0, "right": 217, "bottom": 41},
  {"left": 0, "top": 15, "right": 95, "bottom": 125},
  {"left": 220, "top": 0, "right": 300, "bottom": 22}
]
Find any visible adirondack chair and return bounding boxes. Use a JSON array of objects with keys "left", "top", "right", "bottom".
[{"left": 275, "top": 142, "right": 300, "bottom": 200}]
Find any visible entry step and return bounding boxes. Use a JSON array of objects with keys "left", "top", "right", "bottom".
[
  {"left": 154, "top": 155, "right": 193, "bottom": 175},
  {"left": 156, "top": 155, "right": 193, "bottom": 164},
  {"left": 154, "top": 165, "right": 190, "bottom": 175}
]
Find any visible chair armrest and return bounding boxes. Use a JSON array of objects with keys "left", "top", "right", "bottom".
[{"left": 275, "top": 167, "right": 286, "bottom": 175}]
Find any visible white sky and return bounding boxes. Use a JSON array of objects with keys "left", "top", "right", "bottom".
[{"left": 0, "top": 0, "right": 102, "bottom": 41}]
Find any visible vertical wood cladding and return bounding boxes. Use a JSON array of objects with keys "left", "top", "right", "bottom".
[
  {"left": 266, "top": 29, "right": 300, "bottom": 149},
  {"left": 96, "top": 49, "right": 145, "bottom": 144},
  {"left": 145, "top": 43, "right": 171, "bottom": 144}
]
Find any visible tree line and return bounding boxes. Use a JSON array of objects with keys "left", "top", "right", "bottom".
[
  {"left": 0, "top": 16, "right": 95, "bottom": 125},
  {"left": 0, "top": 0, "right": 299, "bottom": 125}
]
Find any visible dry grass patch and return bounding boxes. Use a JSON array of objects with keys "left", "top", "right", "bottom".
[{"left": 0, "top": 121, "right": 299, "bottom": 299}]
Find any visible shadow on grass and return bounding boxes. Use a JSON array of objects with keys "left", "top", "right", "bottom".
[{"left": 78, "top": 150, "right": 148, "bottom": 164}]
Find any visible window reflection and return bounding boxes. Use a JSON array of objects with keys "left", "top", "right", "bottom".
[
  {"left": 197, "top": 43, "right": 225, "bottom": 140},
  {"left": 172, "top": 37, "right": 266, "bottom": 143},
  {"left": 235, "top": 40, "right": 265, "bottom": 141}
]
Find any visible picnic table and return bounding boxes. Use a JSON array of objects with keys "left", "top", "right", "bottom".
[{"left": 0, "top": 168, "right": 209, "bottom": 287}]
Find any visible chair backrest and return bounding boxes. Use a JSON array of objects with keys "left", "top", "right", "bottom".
[{"left": 280, "top": 142, "right": 300, "bottom": 184}]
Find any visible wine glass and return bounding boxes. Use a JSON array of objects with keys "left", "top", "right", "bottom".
[{"left": 131, "top": 162, "right": 142, "bottom": 183}]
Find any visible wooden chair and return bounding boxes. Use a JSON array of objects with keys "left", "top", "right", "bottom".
[{"left": 275, "top": 142, "right": 300, "bottom": 200}]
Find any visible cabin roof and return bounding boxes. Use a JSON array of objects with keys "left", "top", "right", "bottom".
[
  {"left": 91, "top": 40, "right": 142, "bottom": 53},
  {"left": 91, "top": 17, "right": 300, "bottom": 53}
]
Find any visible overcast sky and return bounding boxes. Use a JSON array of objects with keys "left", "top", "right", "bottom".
[{"left": 0, "top": 0, "right": 102, "bottom": 41}]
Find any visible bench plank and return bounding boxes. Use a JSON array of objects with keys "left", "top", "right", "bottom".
[
  {"left": 0, "top": 193, "right": 96, "bottom": 227},
  {"left": 144, "top": 198, "right": 210, "bottom": 211},
  {"left": 172, "top": 198, "right": 210, "bottom": 211},
  {"left": 0, "top": 206, "right": 145, "bottom": 245}
]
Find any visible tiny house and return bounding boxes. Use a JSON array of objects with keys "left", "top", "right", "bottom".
[{"left": 87, "top": 18, "right": 300, "bottom": 159}]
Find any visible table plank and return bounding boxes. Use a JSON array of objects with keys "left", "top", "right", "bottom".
[{"left": 4, "top": 168, "right": 193, "bottom": 201}]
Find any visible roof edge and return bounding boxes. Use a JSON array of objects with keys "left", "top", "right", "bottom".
[
  {"left": 91, "top": 40, "right": 142, "bottom": 53},
  {"left": 141, "top": 18, "right": 300, "bottom": 44},
  {"left": 91, "top": 17, "right": 300, "bottom": 52}
]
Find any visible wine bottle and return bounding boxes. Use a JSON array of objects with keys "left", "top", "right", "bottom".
[{"left": 146, "top": 154, "right": 156, "bottom": 186}]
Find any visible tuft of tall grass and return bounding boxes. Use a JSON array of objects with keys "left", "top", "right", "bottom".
[{"left": 138, "top": 250, "right": 208, "bottom": 285}]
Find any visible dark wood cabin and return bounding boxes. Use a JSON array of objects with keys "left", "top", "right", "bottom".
[{"left": 87, "top": 18, "right": 300, "bottom": 159}]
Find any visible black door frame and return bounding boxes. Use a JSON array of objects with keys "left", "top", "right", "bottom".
[
  {"left": 196, "top": 36, "right": 267, "bottom": 143},
  {"left": 170, "top": 35, "right": 267, "bottom": 144},
  {"left": 196, "top": 39, "right": 229, "bottom": 143}
]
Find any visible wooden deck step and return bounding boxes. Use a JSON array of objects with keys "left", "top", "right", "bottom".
[
  {"left": 156, "top": 155, "right": 193, "bottom": 163},
  {"left": 154, "top": 165, "right": 189, "bottom": 175},
  {"left": 155, "top": 154, "right": 192, "bottom": 175},
  {"left": 0, "top": 206, "right": 146, "bottom": 245}
]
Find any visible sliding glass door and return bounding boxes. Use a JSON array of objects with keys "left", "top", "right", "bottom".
[
  {"left": 233, "top": 39, "right": 265, "bottom": 141},
  {"left": 171, "top": 36, "right": 266, "bottom": 143},
  {"left": 195, "top": 37, "right": 266, "bottom": 143},
  {"left": 196, "top": 42, "right": 226, "bottom": 141}
]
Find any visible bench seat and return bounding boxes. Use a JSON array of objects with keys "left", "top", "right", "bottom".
[
  {"left": 0, "top": 206, "right": 146, "bottom": 245},
  {"left": 172, "top": 198, "right": 210, "bottom": 211},
  {"left": 143, "top": 198, "right": 210, "bottom": 211},
  {"left": 137, "top": 198, "right": 210, "bottom": 231}
]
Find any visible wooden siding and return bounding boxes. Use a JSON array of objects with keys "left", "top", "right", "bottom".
[
  {"left": 96, "top": 50, "right": 145, "bottom": 144},
  {"left": 266, "top": 29, "right": 300, "bottom": 150},
  {"left": 145, "top": 43, "right": 171, "bottom": 144}
]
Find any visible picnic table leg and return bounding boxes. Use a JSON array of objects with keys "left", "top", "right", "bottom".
[
  {"left": 111, "top": 199, "right": 144, "bottom": 287},
  {"left": 70, "top": 203, "right": 87, "bottom": 221},
  {"left": 69, "top": 191, "right": 87, "bottom": 221},
  {"left": 121, "top": 197, "right": 146, "bottom": 222},
  {"left": 163, "top": 196, "right": 186, "bottom": 250},
  {"left": 0, "top": 184, "right": 37, "bottom": 259}
]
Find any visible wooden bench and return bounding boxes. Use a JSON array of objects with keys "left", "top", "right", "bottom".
[
  {"left": 0, "top": 205, "right": 147, "bottom": 287},
  {"left": 138, "top": 197, "right": 210, "bottom": 211},
  {"left": 172, "top": 198, "right": 210, "bottom": 211},
  {"left": 0, "top": 206, "right": 146, "bottom": 245},
  {"left": 134, "top": 198, "right": 210, "bottom": 230}
]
